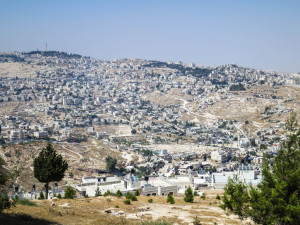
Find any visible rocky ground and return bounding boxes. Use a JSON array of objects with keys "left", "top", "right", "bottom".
[{"left": 2, "top": 191, "right": 252, "bottom": 225}]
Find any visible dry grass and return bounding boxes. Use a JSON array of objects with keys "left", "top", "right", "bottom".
[{"left": 2, "top": 194, "right": 249, "bottom": 225}]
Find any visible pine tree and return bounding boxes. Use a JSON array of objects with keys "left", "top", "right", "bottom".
[
  {"left": 64, "top": 186, "right": 76, "bottom": 199},
  {"left": 95, "top": 187, "right": 102, "bottom": 197},
  {"left": 220, "top": 176, "right": 249, "bottom": 221},
  {"left": 220, "top": 112, "right": 300, "bottom": 225},
  {"left": 116, "top": 189, "right": 122, "bottom": 197},
  {"left": 33, "top": 143, "right": 68, "bottom": 199},
  {"left": 184, "top": 186, "right": 194, "bottom": 203},
  {"left": 167, "top": 193, "right": 175, "bottom": 204},
  {"left": 134, "top": 189, "right": 140, "bottom": 196},
  {"left": 248, "top": 112, "right": 300, "bottom": 225}
]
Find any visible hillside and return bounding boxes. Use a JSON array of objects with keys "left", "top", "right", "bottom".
[{"left": 2, "top": 192, "right": 249, "bottom": 225}]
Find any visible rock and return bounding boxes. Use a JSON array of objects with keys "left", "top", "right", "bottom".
[
  {"left": 105, "top": 209, "right": 112, "bottom": 214},
  {"left": 50, "top": 202, "right": 56, "bottom": 206},
  {"left": 52, "top": 197, "right": 58, "bottom": 200},
  {"left": 59, "top": 203, "right": 70, "bottom": 207},
  {"left": 118, "top": 210, "right": 124, "bottom": 215}
]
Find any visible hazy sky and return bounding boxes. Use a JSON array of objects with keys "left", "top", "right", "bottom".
[{"left": 1, "top": 0, "right": 300, "bottom": 72}]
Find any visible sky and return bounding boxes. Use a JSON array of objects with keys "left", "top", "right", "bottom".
[{"left": 0, "top": 0, "right": 300, "bottom": 72}]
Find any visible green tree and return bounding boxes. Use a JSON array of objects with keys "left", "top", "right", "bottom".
[
  {"left": 0, "top": 157, "right": 15, "bottom": 212},
  {"left": 184, "top": 186, "right": 194, "bottom": 203},
  {"left": 135, "top": 189, "right": 140, "bottom": 196},
  {"left": 220, "top": 112, "right": 300, "bottom": 225},
  {"left": 33, "top": 143, "right": 68, "bottom": 199},
  {"left": 131, "top": 195, "right": 137, "bottom": 201},
  {"left": 220, "top": 176, "right": 249, "bottom": 222},
  {"left": 125, "top": 191, "right": 132, "bottom": 200},
  {"left": 38, "top": 191, "right": 45, "bottom": 200},
  {"left": 116, "top": 190, "right": 122, "bottom": 197},
  {"left": 248, "top": 112, "right": 300, "bottom": 225},
  {"left": 95, "top": 187, "right": 102, "bottom": 197},
  {"left": 167, "top": 193, "right": 175, "bottom": 204},
  {"left": 105, "top": 156, "right": 117, "bottom": 172},
  {"left": 64, "top": 186, "right": 76, "bottom": 199}
]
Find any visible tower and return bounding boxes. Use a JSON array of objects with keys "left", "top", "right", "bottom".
[{"left": 46, "top": 43, "right": 48, "bottom": 51}]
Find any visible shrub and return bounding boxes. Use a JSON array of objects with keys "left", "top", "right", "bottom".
[
  {"left": 84, "top": 194, "right": 89, "bottom": 198},
  {"left": 95, "top": 187, "right": 101, "bottom": 197},
  {"left": 107, "top": 198, "right": 111, "bottom": 202},
  {"left": 194, "top": 191, "right": 199, "bottom": 196},
  {"left": 64, "top": 186, "right": 76, "bottom": 199},
  {"left": 192, "top": 216, "right": 202, "bottom": 225},
  {"left": 38, "top": 191, "right": 45, "bottom": 200},
  {"left": 123, "top": 199, "right": 131, "bottom": 205},
  {"left": 148, "top": 198, "right": 153, "bottom": 203},
  {"left": 216, "top": 194, "right": 221, "bottom": 200},
  {"left": 116, "top": 190, "right": 122, "bottom": 198},
  {"left": 57, "top": 193, "right": 62, "bottom": 199},
  {"left": 200, "top": 193, "right": 206, "bottom": 200},
  {"left": 103, "top": 190, "right": 111, "bottom": 197},
  {"left": 115, "top": 205, "right": 119, "bottom": 208},
  {"left": 167, "top": 193, "right": 175, "bottom": 204},
  {"left": 0, "top": 194, "right": 15, "bottom": 212},
  {"left": 125, "top": 191, "right": 132, "bottom": 200},
  {"left": 135, "top": 189, "right": 140, "bottom": 196},
  {"left": 184, "top": 186, "right": 194, "bottom": 203},
  {"left": 131, "top": 195, "right": 137, "bottom": 201}
]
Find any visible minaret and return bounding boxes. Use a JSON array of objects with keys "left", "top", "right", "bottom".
[{"left": 45, "top": 43, "right": 48, "bottom": 51}]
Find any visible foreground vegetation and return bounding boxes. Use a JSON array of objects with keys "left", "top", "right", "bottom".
[{"left": 221, "top": 113, "right": 300, "bottom": 225}]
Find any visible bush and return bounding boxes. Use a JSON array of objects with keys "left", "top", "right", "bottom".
[
  {"left": 0, "top": 194, "right": 14, "bottom": 212},
  {"left": 95, "top": 187, "right": 101, "bottom": 197},
  {"left": 148, "top": 198, "right": 153, "bottom": 203},
  {"left": 193, "top": 216, "right": 202, "bottom": 225},
  {"left": 115, "top": 205, "right": 119, "bottom": 208},
  {"left": 194, "top": 191, "right": 199, "bottom": 196},
  {"left": 216, "top": 194, "right": 221, "bottom": 200},
  {"left": 116, "top": 190, "right": 122, "bottom": 197},
  {"left": 38, "top": 191, "right": 45, "bottom": 200},
  {"left": 200, "top": 193, "right": 206, "bottom": 200},
  {"left": 103, "top": 190, "right": 111, "bottom": 197},
  {"left": 125, "top": 191, "right": 132, "bottom": 200},
  {"left": 84, "top": 194, "right": 89, "bottom": 198},
  {"left": 131, "top": 195, "right": 137, "bottom": 201},
  {"left": 134, "top": 189, "right": 140, "bottom": 196},
  {"left": 123, "top": 199, "right": 131, "bottom": 205},
  {"left": 184, "top": 186, "right": 194, "bottom": 203},
  {"left": 64, "top": 186, "right": 76, "bottom": 199},
  {"left": 167, "top": 193, "right": 175, "bottom": 204},
  {"left": 57, "top": 193, "right": 62, "bottom": 199}
]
